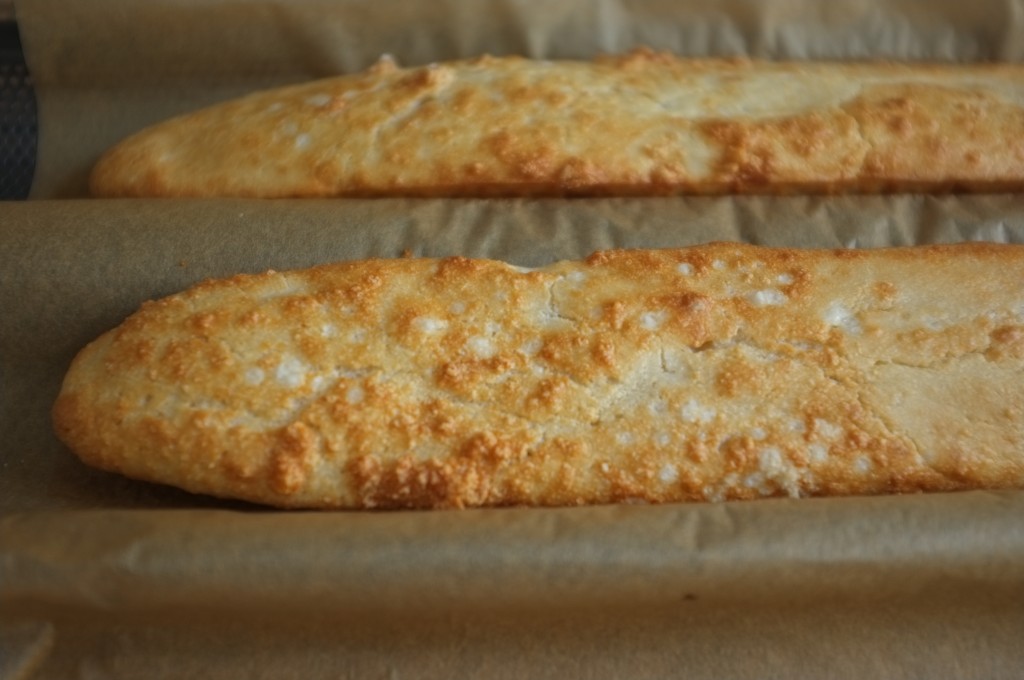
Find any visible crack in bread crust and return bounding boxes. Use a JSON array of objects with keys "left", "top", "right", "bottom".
[{"left": 53, "top": 243, "right": 1024, "bottom": 508}]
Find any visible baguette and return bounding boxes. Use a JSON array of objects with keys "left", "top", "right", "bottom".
[
  {"left": 53, "top": 243, "right": 1024, "bottom": 509},
  {"left": 90, "top": 49, "right": 1024, "bottom": 198}
]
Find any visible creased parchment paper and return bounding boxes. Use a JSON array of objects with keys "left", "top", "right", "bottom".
[{"left": 4, "top": 0, "right": 1024, "bottom": 677}]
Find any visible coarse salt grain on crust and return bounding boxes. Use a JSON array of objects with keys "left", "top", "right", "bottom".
[
  {"left": 53, "top": 243, "right": 1024, "bottom": 509},
  {"left": 90, "top": 49, "right": 1024, "bottom": 198}
]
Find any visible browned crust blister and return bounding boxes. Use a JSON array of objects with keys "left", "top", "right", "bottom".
[
  {"left": 53, "top": 244, "right": 1024, "bottom": 509},
  {"left": 89, "top": 49, "right": 1024, "bottom": 198}
]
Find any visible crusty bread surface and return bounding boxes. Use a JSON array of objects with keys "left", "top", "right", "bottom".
[
  {"left": 53, "top": 243, "right": 1024, "bottom": 509},
  {"left": 90, "top": 50, "right": 1024, "bottom": 198}
]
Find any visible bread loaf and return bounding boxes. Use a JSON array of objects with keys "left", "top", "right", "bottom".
[
  {"left": 90, "top": 50, "right": 1024, "bottom": 198},
  {"left": 53, "top": 243, "right": 1024, "bottom": 508}
]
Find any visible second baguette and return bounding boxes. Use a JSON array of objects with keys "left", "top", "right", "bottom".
[
  {"left": 91, "top": 50, "right": 1024, "bottom": 197},
  {"left": 52, "top": 243, "right": 1024, "bottom": 508}
]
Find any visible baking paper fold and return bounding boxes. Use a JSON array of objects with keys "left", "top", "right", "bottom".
[
  {"left": 5, "top": 0, "right": 1024, "bottom": 677},
  {"left": 3, "top": 495, "right": 1024, "bottom": 677}
]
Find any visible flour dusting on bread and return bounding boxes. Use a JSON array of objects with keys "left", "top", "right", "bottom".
[
  {"left": 90, "top": 50, "right": 1024, "bottom": 197},
  {"left": 53, "top": 243, "right": 1024, "bottom": 508}
]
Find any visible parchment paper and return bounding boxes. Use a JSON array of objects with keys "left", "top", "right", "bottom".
[{"left": 4, "top": 0, "right": 1024, "bottom": 678}]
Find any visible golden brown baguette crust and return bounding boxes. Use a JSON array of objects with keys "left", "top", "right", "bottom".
[
  {"left": 53, "top": 243, "right": 1024, "bottom": 509},
  {"left": 90, "top": 50, "right": 1024, "bottom": 198}
]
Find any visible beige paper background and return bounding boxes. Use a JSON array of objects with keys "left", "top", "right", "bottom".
[{"left": 3, "top": 0, "right": 1024, "bottom": 678}]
